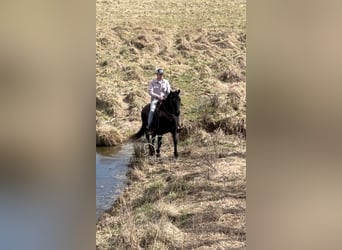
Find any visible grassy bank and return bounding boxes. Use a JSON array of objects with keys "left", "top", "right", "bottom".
[
  {"left": 97, "top": 132, "right": 246, "bottom": 249},
  {"left": 96, "top": 0, "right": 246, "bottom": 248}
]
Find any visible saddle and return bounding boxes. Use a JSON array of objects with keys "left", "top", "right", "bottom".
[{"left": 155, "top": 100, "right": 162, "bottom": 112}]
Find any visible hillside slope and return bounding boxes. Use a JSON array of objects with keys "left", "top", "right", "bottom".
[{"left": 96, "top": 0, "right": 246, "bottom": 145}]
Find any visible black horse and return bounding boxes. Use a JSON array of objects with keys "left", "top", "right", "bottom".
[{"left": 134, "top": 90, "right": 181, "bottom": 158}]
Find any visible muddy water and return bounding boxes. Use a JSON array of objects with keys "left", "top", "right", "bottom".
[{"left": 96, "top": 143, "right": 133, "bottom": 219}]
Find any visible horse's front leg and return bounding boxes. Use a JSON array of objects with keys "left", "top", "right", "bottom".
[
  {"left": 172, "top": 131, "right": 178, "bottom": 158},
  {"left": 146, "top": 133, "right": 154, "bottom": 156},
  {"left": 156, "top": 135, "right": 163, "bottom": 158}
]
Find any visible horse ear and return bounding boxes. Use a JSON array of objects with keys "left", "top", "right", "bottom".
[{"left": 177, "top": 89, "right": 180, "bottom": 94}]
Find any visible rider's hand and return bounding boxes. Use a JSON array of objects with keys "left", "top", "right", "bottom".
[{"left": 159, "top": 96, "right": 164, "bottom": 101}]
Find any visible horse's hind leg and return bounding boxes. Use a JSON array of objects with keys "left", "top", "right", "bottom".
[{"left": 156, "top": 135, "right": 163, "bottom": 158}]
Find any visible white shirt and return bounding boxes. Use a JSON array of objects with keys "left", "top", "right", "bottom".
[{"left": 148, "top": 78, "right": 171, "bottom": 99}]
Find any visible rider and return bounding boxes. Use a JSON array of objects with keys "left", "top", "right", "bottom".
[{"left": 147, "top": 68, "right": 171, "bottom": 134}]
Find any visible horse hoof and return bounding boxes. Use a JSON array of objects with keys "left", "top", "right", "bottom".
[
  {"left": 156, "top": 153, "right": 160, "bottom": 158},
  {"left": 174, "top": 152, "right": 179, "bottom": 158}
]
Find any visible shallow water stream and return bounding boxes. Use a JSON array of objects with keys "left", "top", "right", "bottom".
[{"left": 96, "top": 143, "right": 133, "bottom": 219}]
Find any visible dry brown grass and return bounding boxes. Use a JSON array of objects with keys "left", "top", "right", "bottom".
[
  {"left": 96, "top": 0, "right": 246, "bottom": 143},
  {"left": 97, "top": 132, "right": 246, "bottom": 249},
  {"left": 96, "top": 123, "right": 124, "bottom": 146},
  {"left": 96, "top": 0, "right": 246, "bottom": 248}
]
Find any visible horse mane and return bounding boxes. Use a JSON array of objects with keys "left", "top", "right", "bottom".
[{"left": 158, "top": 91, "right": 179, "bottom": 118}]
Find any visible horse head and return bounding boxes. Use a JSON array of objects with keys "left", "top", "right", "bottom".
[{"left": 165, "top": 89, "right": 181, "bottom": 116}]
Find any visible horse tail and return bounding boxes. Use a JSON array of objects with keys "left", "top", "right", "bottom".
[
  {"left": 130, "top": 104, "right": 149, "bottom": 140},
  {"left": 132, "top": 124, "right": 145, "bottom": 139}
]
